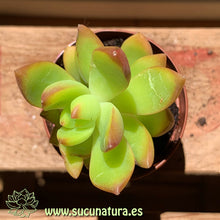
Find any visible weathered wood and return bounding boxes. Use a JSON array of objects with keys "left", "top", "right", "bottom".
[
  {"left": 2, "top": 209, "right": 220, "bottom": 220},
  {"left": 161, "top": 212, "right": 220, "bottom": 220},
  {"left": 0, "top": 0, "right": 220, "bottom": 20},
  {"left": 0, "top": 209, "right": 97, "bottom": 219},
  {"left": 0, "top": 26, "right": 219, "bottom": 174}
]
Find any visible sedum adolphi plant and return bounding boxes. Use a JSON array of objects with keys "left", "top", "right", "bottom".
[{"left": 15, "top": 25, "right": 185, "bottom": 195}]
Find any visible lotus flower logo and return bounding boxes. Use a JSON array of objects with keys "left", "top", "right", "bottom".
[{"left": 6, "top": 189, "right": 39, "bottom": 218}]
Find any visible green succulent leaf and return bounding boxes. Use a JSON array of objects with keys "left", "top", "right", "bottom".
[
  {"left": 71, "top": 94, "right": 100, "bottom": 121},
  {"left": 89, "top": 46, "right": 131, "bottom": 101},
  {"left": 112, "top": 67, "right": 185, "bottom": 115},
  {"left": 122, "top": 114, "right": 154, "bottom": 168},
  {"left": 60, "top": 106, "right": 74, "bottom": 128},
  {"left": 76, "top": 24, "right": 104, "bottom": 83},
  {"left": 59, "top": 136, "right": 92, "bottom": 158},
  {"left": 97, "top": 102, "right": 124, "bottom": 152},
  {"left": 121, "top": 33, "right": 153, "bottom": 66},
  {"left": 57, "top": 121, "right": 95, "bottom": 146},
  {"left": 60, "top": 106, "right": 91, "bottom": 129},
  {"left": 60, "top": 133, "right": 89, "bottom": 178},
  {"left": 138, "top": 108, "right": 175, "bottom": 137},
  {"left": 41, "top": 80, "right": 90, "bottom": 111},
  {"left": 15, "top": 61, "right": 74, "bottom": 107},
  {"left": 62, "top": 153, "right": 84, "bottom": 179},
  {"left": 89, "top": 133, "right": 135, "bottom": 195},
  {"left": 131, "top": 53, "right": 167, "bottom": 77},
  {"left": 63, "top": 45, "right": 82, "bottom": 82}
]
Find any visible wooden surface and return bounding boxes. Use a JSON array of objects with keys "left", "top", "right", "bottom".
[
  {"left": 1, "top": 0, "right": 220, "bottom": 20},
  {"left": 0, "top": 26, "right": 220, "bottom": 174},
  {"left": 1, "top": 210, "right": 220, "bottom": 220},
  {"left": 0, "top": 209, "right": 97, "bottom": 219},
  {"left": 161, "top": 212, "right": 220, "bottom": 220}
]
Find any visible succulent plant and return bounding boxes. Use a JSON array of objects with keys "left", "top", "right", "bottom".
[{"left": 15, "top": 25, "right": 185, "bottom": 195}]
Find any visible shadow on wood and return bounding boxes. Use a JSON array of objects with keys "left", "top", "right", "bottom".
[{"left": 0, "top": 142, "right": 220, "bottom": 217}]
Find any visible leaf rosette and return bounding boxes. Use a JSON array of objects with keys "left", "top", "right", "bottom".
[{"left": 15, "top": 25, "right": 185, "bottom": 195}]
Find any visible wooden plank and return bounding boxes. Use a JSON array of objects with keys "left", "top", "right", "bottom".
[
  {"left": 161, "top": 212, "right": 220, "bottom": 220},
  {"left": 0, "top": 26, "right": 219, "bottom": 174},
  {"left": 0, "top": 0, "right": 220, "bottom": 20},
  {"left": 2, "top": 210, "right": 220, "bottom": 220},
  {"left": 0, "top": 209, "right": 97, "bottom": 219}
]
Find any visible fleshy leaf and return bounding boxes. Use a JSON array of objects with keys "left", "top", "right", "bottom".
[
  {"left": 61, "top": 152, "right": 83, "bottom": 179},
  {"left": 89, "top": 133, "right": 135, "bottom": 195},
  {"left": 41, "top": 80, "right": 90, "bottom": 111},
  {"left": 97, "top": 102, "right": 124, "bottom": 152},
  {"left": 112, "top": 67, "right": 185, "bottom": 115},
  {"left": 76, "top": 24, "right": 104, "bottom": 83},
  {"left": 60, "top": 106, "right": 91, "bottom": 129},
  {"left": 63, "top": 45, "right": 82, "bottom": 82},
  {"left": 130, "top": 54, "right": 167, "bottom": 77},
  {"left": 122, "top": 114, "right": 154, "bottom": 168},
  {"left": 121, "top": 33, "right": 153, "bottom": 66},
  {"left": 71, "top": 94, "right": 100, "bottom": 121},
  {"left": 89, "top": 46, "right": 131, "bottom": 101},
  {"left": 60, "top": 106, "right": 75, "bottom": 128},
  {"left": 15, "top": 61, "right": 74, "bottom": 107},
  {"left": 138, "top": 108, "right": 175, "bottom": 137},
  {"left": 57, "top": 121, "right": 95, "bottom": 146},
  {"left": 59, "top": 136, "right": 92, "bottom": 158}
]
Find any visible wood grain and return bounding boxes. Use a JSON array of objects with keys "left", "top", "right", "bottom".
[
  {"left": 2, "top": 210, "right": 220, "bottom": 220},
  {"left": 1, "top": 0, "right": 220, "bottom": 20},
  {"left": 0, "top": 26, "right": 219, "bottom": 174},
  {"left": 0, "top": 209, "right": 97, "bottom": 219},
  {"left": 161, "top": 212, "right": 220, "bottom": 220}
]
